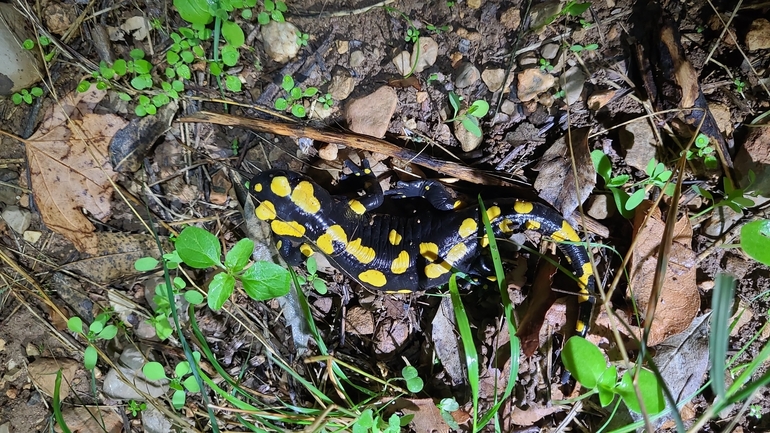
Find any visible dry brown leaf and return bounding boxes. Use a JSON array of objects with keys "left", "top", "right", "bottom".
[
  {"left": 630, "top": 200, "right": 699, "bottom": 346},
  {"left": 388, "top": 398, "right": 451, "bottom": 433},
  {"left": 26, "top": 87, "right": 126, "bottom": 254}
]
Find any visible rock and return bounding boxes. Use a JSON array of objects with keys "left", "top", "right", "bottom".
[
  {"left": 308, "top": 102, "right": 333, "bottom": 120},
  {"left": 103, "top": 365, "right": 168, "bottom": 401},
  {"left": 344, "top": 86, "right": 398, "bottom": 138},
  {"left": 587, "top": 89, "right": 616, "bottom": 110},
  {"left": 328, "top": 68, "right": 355, "bottom": 101},
  {"left": 142, "top": 405, "right": 173, "bottom": 433},
  {"left": 1, "top": 205, "right": 31, "bottom": 233},
  {"left": 260, "top": 21, "right": 300, "bottom": 63},
  {"left": 500, "top": 99, "right": 517, "bottom": 115},
  {"left": 586, "top": 194, "right": 615, "bottom": 220},
  {"left": 27, "top": 358, "right": 79, "bottom": 399},
  {"left": 518, "top": 51, "right": 539, "bottom": 67},
  {"left": 55, "top": 407, "right": 122, "bottom": 433},
  {"left": 23, "top": 230, "right": 41, "bottom": 243},
  {"left": 392, "top": 50, "right": 412, "bottom": 76},
  {"left": 119, "top": 346, "right": 145, "bottom": 371},
  {"left": 336, "top": 40, "right": 349, "bottom": 54},
  {"left": 619, "top": 120, "right": 658, "bottom": 172},
  {"left": 746, "top": 18, "right": 770, "bottom": 51},
  {"left": 516, "top": 68, "right": 555, "bottom": 102},
  {"left": 481, "top": 68, "right": 512, "bottom": 92},
  {"left": 0, "top": 4, "right": 43, "bottom": 95},
  {"left": 374, "top": 318, "right": 410, "bottom": 355},
  {"left": 456, "top": 28, "right": 482, "bottom": 43},
  {"left": 318, "top": 143, "right": 338, "bottom": 161},
  {"left": 455, "top": 63, "right": 480, "bottom": 89},
  {"left": 345, "top": 306, "right": 374, "bottom": 335},
  {"left": 349, "top": 50, "right": 364, "bottom": 68},
  {"left": 411, "top": 37, "right": 438, "bottom": 73},
  {"left": 454, "top": 117, "right": 484, "bottom": 152},
  {"left": 563, "top": 65, "right": 587, "bottom": 104},
  {"left": 541, "top": 43, "right": 560, "bottom": 60},
  {"left": 708, "top": 102, "right": 732, "bottom": 135},
  {"left": 702, "top": 206, "right": 743, "bottom": 237},
  {"left": 500, "top": 7, "right": 521, "bottom": 30},
  {"left": 467, "top": 0, "right": 482, "bottom": 9},
  {"left": 43, "top": 3, "right": 77, "bottom": 36}
]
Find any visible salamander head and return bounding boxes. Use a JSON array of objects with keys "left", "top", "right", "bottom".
[{"left": 249, "top": 169, "right": 332, "bottom": 224}]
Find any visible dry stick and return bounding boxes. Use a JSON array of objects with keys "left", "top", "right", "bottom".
[{"left": 178, "top": 111, "right": 514, "bottom": 187}]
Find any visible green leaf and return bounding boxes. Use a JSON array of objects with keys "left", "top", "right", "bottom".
[
  {"left": 596, "top": 365, "right": 618, "bottom": 407},
  {"left": 563, "top": 1, "right": 591, "bottom": 16},
  {"left": 225, "top": 238, "right": 253, "bottom": 271},
  {"left": 175, "top": 361, "right": 191, "bottom": 377},
  {"left": 207, "top": 272, "right": 235, "bottom": 310},
  {"left": 113, "top": 59, "right": 127, "bottom": 76},
  {"left": 152, "top": 93, "right": 170, "bottom": 107},
  {"left": 167, "top": 51, "right": 180, "bottom": 65},
  {"left": 303, "top": 87, "right": 318, "bottom": 97},
  {"left": 274, "top": 98, "right": 288, "bottom": 110},
  {"left": 67, "top": 317, "right": 84, "bottom": 334},
  {"left": 607, "top": 174, "right": 629, "bottom": 188},
  {"left": 133, "top": 59, "right": 153, "bottom": 74},
  {"left": 222, "top": 20, "right": 245, "bottom": 47},
  {"left": 225, "top": 75, "right": 242, "bottom": 91},
  {"left": 616, "top": 369, "right": 665, "bottom": 414},
  {"left": 183, "top": 375, "right": 200, "bottom": 392},
  {"left": 645, "top": 158, "right": 656, "bottom": 176},
  {"left": 257, "top": 11, "right": 270, "bottom": 25},
  {"left": 172, "top": 80, "right": 185, "bottom": 92},
  {"left": 176, "top": 226, "right": 222, "bottom": 268},
  {"left": 704, "top": 155, "right": 718, "bottom": 169},
  {"left": 135, "top": 257, "right": 159, "bottom": 271},
  {"left": 276, "top": 0, "right": 287, "bottom": 11},
  {"left": 209, "top": 61, "right": 222, "bottom": 76},
  {"left": 264, "top": 0, "right": 275, "bottom": 11},
  {"left": 312, "top": 278, "right": 327, "bottom": 294},
  {"left": 448, "top": 91, "right": 461, "bottom": 115},
  {"left": 171, "top": 390, "right": 186, "bottom": 409},
  {"left": 143, "top": 361, "right": 167, "bottom": 380},
  {"left": 281, "top": 75, "right": 294, "bottom": 91},
  {"left": 221, "top": 45, "right": 239, "bottom": 67},
  {"left": 306, "top": 256, "right": 317, "bottom": 274},
  {"left": 98, "top": 325, "right": 118, "bottom": 340},
  {"left": 695, "top": 133, "right": 710, "bottom": 148},
  {"left": 154, "top": 316, "right": 174, "bottom": 340},
  {"left": 135, "top": 105, "right": 148, "bottom": 117},
  {"left": 131, "top": 75, "right": 153, "bottom": 90},
  {"left": 240, "top": 261, "right": 291, "bottom": 300},
  {"left": 469, "top": 100, "right": 489, "bottom": 117},
  {"left": 84, "top": 345, "right": 98, "bottom": 370},
  {"left": 291, "top": 104, "right": 306, "bottom": 118},
  {"left": 741, "top": 220, "right": 770, "bottom": 266},
  {"left": 625, "top": 189, "right": 646, "bottom": 211},
  {"left": 22, "top": 39, "right": 34, "bottom": 50},
  {"left": 584, "top": 43, "right": 599, "bottom": 50},
  {"left": 130, "top": 48, "right": 146, "bottom": 60},
  {"left": 180, "top": 50, "right": 195, "bottom": 63},
  {"left": 290, "top": 86, "right": 302, "bottom": 100},
  {"left": 95, "top": 81, "right": 108, "bottom": 91},
  {"left": 173, "top": 0, "right": 214, "bottom": 25},
  {"left": 166, "top": 67, "right": 176, "bottom": 79},
  {"left": 562, "top": 336, "right": 608, "bottom": 389},
  {"left": 176, "top": 63, "right": 192, "bottom": 80},
  {"left": 11, "top": 93, "right": 22, "bottom": 105},
  {"left": 271, "top": 10, "right": 284, "bottom": 22},
  {"left": 461, "top": 117, "right": 482, "bottom": 137},
  {"left": 241, "top": 9, "right": 252, "bottom": 19},
  {"left": 77, "top": 81, "right": 91, "bottom": 92},
  {"left": 184, "top": 290, "right": 205, "bottom": 305}
]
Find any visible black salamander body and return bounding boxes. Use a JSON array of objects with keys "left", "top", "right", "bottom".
[{"left": 249, "top": 164, "right": 595, "bottom": 336}]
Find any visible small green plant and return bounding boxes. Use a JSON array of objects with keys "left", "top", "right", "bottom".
[
  {"left": 445, "top": 91, "right": 489, "bottom": 138},
  {"left": 23, "top": 36, "right": 55, "bottom": 61},
  {"left": 570, "top": 43, "right": 599, "bottom": 52},
  {"left": 275, "top": 75, "right": 318, "bottom": 118},
  {"left": 257, "top": 0, "right": 287, "bottom": 24},
  {"left": 437, "top": 398, "right": 460, "bottom": 430},
  {"left": 684, "top": 133, "right": 718, "bottom": 169},
  {"left": 405, "top": 26, "right": 420, "bottom": 43},
  {"left": 317, "top": 92, "right": 333, "bottom": 109},
  {"left": 539, "top": 1, "right": 590, "bottom": 27},
  {"left": 143, "top": 353, "right": 202, "bottom": 410},
  {"left": 553, "top": 89, "right": 566, "bottom": 99},
  {"left": 126, "top": 400, "right": 147, "bottom": 417},
  {"left": 173, "top": 226, "right": 291, "bottom": 310},
  {"left": 426, "top": 23, "right": 450, "bottom": 34},
  {"left": 427, "top": 73, "right": 440, "bottom": 84},
  {"left": 691, "top": 173, "right": 755, "bottom": 219},
  {"left": 296, "top": 256, "right": 328, "bottom": 294},
  {"left": 592, "top": 151, "right": 675, "bottom": 218},
  {"left": 539, "top": 58, "right": 554, "bottom": 72},
  {"left": 12, "top": 86, "right": 43, "bottom": 105},
  {"left": 561, "top": 336, "right": 665, "bottom": 414},
  {"left": 579, "top": 18, "right": 593, "bottom": 29},
  {"left": 296, "top": 30, "right": 309, "bottom": 46},
  {"left": 740, "top": 219, "right": 770, "bottom": 267},
  {"left": 749, "top": 404, "right": 762, "bottom": 419},
  {"left": 67, "top": 313, "right": 118, "bottom": 370},
  {"left": 733, "top": 78, "right": 746, "bottom": 94}
]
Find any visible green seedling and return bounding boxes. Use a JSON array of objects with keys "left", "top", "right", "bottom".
[
  {"left": 405, "top": 26, "right": 420, "bottom": 43},
  {"left": 12, "top": 86, "right": 43, "bottom": 105},
  {"left": 317, "top": 92, "right": 333, "bottom": 109},
  {"left": 126, "top": 400, "right": 147, "bottom": 417},
  {"left": 174, "top": 226, "right": 291, "bottom": 310},
  {"left": 67, "top": 313, "right": 118, "bottom": 370},
  {"left": 691, "top": 173, "right": 755, "bottom": 219},
  {"left": 445, "top": 91, "right": 489, "bottom": 138},
  {"left": 257, "top": 0, "right": 287, "bottom": 25},
  {"left": 750, "top": 404, "right": 762, "bottom": 419},
  {"left": 539, "top": 58, "right": 554, "bottom": 72},
  {"left": 540, "top": 1, "right": 590, "bottom": 28},
  {"left": 561, "top": 336, "right": 665, "bottom": 414},
  {"left": 426, "top": 23, "right": 450, "bottom": 34},
  {"left": 683, "top": 133, "right": 718, "bottom": 169},
  {"left": 734, "top": 78, "right": 746, "bottom": 94},
  {"left": 295, "top": 256, "right": 328, "bottom": 294},
  {"left": 275, "top": 75, "right": 318, "bottom": 118},
  {"left": 143, "top": 353, "right": 202, "bottom": 410},
  {"left": 296, "top": 30, "right": 310, "bottom": 46},
  {"left": 553, "top": 89, "right": 566, "bottom": 99},
  {"left": 740, "top": 219, "right": 770, "bottom": 267},
  {"left": 570, "top": 43, "right": 599, "bottom": 52},
  {"left": 437, "top": 398, "right": 460, "bottom": 430},
  {"left": 579, "top": 18, "right": 593, "bottom": 29}
]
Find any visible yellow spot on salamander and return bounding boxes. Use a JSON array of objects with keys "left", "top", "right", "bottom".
[
  {"left": 300, "top": 243, "right": 314, "bottom": 257},
  {"left": 276, "top": 240, "right": 282, "bottom": 250},
  {"left": 255, "top": 201, "right": 277, "bottom": 221},
  {"left": 578, "top": 262, "right": 593, "bottom": 302},
  {"left": 388, "top": 230, "right": 402, "bottom": 245},
  {"left": 453, "top": 200, "right": 463, "bottom": 209},
  {"left": 575, "top": 320, "right": 586, "bottom": 334},
  {"left": 419, "top": 242, "right": 439, "bottom": 261},
  {"left": 486, "top": 206, "right": 501, "bottom": 222},
  {"left": 425, "top": 263, "right": 449, "bottom": 279},
  {"left": 552, "top": 220, "right": 580, "bottom": 243},
  {"left": 444, "top": 243, "right": 468, "bottom": 266},
  {"left": 498, "top": 218, "right": 514, "bottom": 234},
  {"left": 348, "top": 199, "right": 367, "bottom": 215},
  {"left": 459, "top": 218, "right": 478, "bottom": 238},
  {"left": 346, "top": 238, "right": 376, "bottom": 264},
  {"left": 271, "top": 220, "right": 305, "bottom": 237},
  {"left": 525, "top": 220, "right": 541, "bottom": 231},
  {"left": 514, "top": 201, "right": 534, "bottom": 214},
  {"left": 270, "top": 176, "right": 291, "bottom": 197},
  {"left": 291, "top": 181, "right": 320, "bottom": 214},
  {"left": 481, "top": 234, "right": 489, "bottom": 248},
  {"left": 390, "top": 250, "right": 410, "bottom": 274},
  {"left": 316, "top": 224, "right": 347, "bottom": 254},
  {"left": 359, "top": 269, "right": 386, "bottom": 287},
  {"left": 253, "top": 183, "right": 262, "bottom": 192}
]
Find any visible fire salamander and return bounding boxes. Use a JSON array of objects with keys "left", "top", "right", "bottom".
[{"left": 249, "top": 161, "right": 596, "bottom": 337}]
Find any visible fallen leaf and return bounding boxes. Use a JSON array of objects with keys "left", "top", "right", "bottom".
[
  {"left": 630, "top": 200, "right": 699, "bottom": 346},
  {"left": 62, "top": 232, "right": 165, "bottom": 284},
  {"left": 389, "top": 398, "right": 451, "bottom": 433},
  {"left": 26, "top": 86, "right": 126, "bottom": 254}
]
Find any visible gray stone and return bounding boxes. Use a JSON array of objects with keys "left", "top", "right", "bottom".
[
  {"left": 103, "top": 365, "right": 168, "bottom": 401},
  {"left": 454, "top": 117, "right": 483, "bottom": 152},
  {"left": 619, "top": 120, "right": 658, "bottom": 172},
  {"left": 1, "top": 205, "right": 31, "bottom": 233},
  {"left": 586, "top": 194, "right": 615, "bottom": 220},
  {"left": 455, "top": 63, "right": 480, "bottom": 89},
  {"left": 411, "top": 37, "right": 438, "bottom": 73},
  {"left": 142, "top": 405, "right": 173, "bottom": 433},
  {"left": 260, "top": 21, "right": 300, "bottom": 63},
  {"left": 563, "top": 65, "right": 587, "bottom": 105},
  {"left": 349, "top": 50, "right": 365, "bottom": 68},
  {"left": 328, "top": 69, "right": 355, "bottom": 101},
  {"left": 541, "top": 43, "right": 560, "bottom": 60}
]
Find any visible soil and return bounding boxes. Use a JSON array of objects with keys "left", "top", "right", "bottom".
[{"left": 1, "top": 0, "right": 770, "bottom": 432}]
